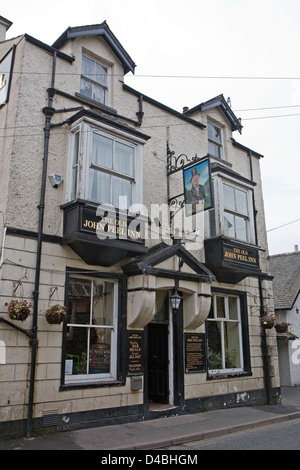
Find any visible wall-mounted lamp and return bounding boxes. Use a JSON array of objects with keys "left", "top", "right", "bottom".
[{"left": 170, "top": 290, "right": 182, "bottom": 312}]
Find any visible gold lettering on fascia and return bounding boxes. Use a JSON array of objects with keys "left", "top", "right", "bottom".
[
  {"left": 224, "top": 247, "right": 257, "bottom": 264},
  {"left": 82, "top": 217, "right": 141, "bottom": 239}
]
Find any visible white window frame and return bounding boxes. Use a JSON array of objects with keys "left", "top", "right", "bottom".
[
  {"left": 205, "top": 174, "right": 255, "bottom": 244},
  {"left": 64, "top": 275, "right": 118, "bottom": 385},
  {"left": 207, "top": 121, "right": 224, "bottom": 160},
  {"left": 80, "top": 53, "right": 111, "bottom": 106},
  {"left": 66, "top": 117, "right": 144, "bottom": 211},
  {"left": 207, "top": 293, "right": 244, "bottom": 376}
]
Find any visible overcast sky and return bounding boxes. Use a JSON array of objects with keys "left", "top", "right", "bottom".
[{"left": 2, "top": 0, "right": 300, "bottom": 255}]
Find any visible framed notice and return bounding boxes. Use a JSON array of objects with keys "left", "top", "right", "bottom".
[
  {"left": 127, "top": 330, "right": 144, "bottom": 375},
  {"left": 185, "top": 333, "right": 206, "bottom": 373}
]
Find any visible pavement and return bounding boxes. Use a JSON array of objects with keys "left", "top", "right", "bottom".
[{"left": 1, "top": 386, "right": 300, "bottom": 450}]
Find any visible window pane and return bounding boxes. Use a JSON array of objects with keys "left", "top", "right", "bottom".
[
  {"left": 224, "top": 212, "right": 235, "bottom": 237},
  {"left": 235, "top": 215, "right": 248, "bottom": 241},
  {"left": 208, "top": 122, "right": 221, "bottom": 143},
  {"left": 223, "top": 184, "right": 235, "bottom": 211},
  {"left": 67, "top": 278, "right": 91, "bottom": 325},
  {"left": 235, "top": 188, "right": 248, "bottom": 215},
  {"left": 65, "top": 326, "right": 89, "bottom": 375},
  {"left": 92, "top": 83, "right": 105, "bottom": 104},
  {"left": 114, "top": 142, "right": 134, "bottom": 176},
  {"left": 224, "top": 322, "right": 241, "bottom": 368},
  {"left": 112, "top": 176, "right": 132, "bottom": 209},
  {"left": 208, "top": 140, "right": 221, "bottom": 158},
  {"left": 216, "top": 296, "right": 226, "bottom": 318},
  {"left": 92, "top": 133, "right": 113, "bottom": 168},
  {"left": 89, "top": 328, "right": 111, "bottom": 374},
  {"left": 207, "top": 321, "right": 223, "bottom": 370},
  {"left": 82, "top": 56, "right": 95, "bottom": 78},
  {"left": 228, "top": 296, "right": 239, "bottom": 320},
  {"left": 92, "top": 280, "right": 114, "bottom": 326},
  {"left": 89, "top": 169, "right": 110, "bottom": 203},
  {"left": 95, "top": 62, "right": 107, "bottom": 85},
  {"left": 80, "top": 77, "right": 92, "bottom": 100}
]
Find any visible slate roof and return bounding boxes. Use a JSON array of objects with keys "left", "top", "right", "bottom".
[{"left": 269, "top": 251, "right": 300, "bottom": 310}]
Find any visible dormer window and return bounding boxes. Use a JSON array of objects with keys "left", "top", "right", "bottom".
[{"left": 80, "top": 54, "right": 109, "bottom": 105}]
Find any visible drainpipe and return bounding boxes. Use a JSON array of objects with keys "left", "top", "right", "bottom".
[
  {"left": 248, "top": 150, "right": 271, "bottom": 405},
  {"left": 26, "top": 51, "right": 57, "bottom": 438}
]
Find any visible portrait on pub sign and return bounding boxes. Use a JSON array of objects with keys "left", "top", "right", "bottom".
[{"left": 183, "top": 158, "right": 213, "bottom": 216}]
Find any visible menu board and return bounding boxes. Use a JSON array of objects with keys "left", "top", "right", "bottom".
[{"left": 185, "top": 333, "right": 206, "bottom": 372}]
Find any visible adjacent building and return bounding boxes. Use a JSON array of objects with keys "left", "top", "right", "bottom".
[
  {"left": 270, "top": 249, "right": 300, "bottom": 386},
  {"left": 0, "top": 17, "right": 280, "bottom": 437}
]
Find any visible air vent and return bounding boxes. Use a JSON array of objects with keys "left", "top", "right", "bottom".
[{"left": 42, "top": 409, "right": 59, "bottom": 427}]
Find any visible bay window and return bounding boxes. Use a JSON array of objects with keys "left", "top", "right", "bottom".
[
  {"left": 68, "top": 119, "right": 143, "bottom": 211},
  {"left": 205, "top": 173, "right": 255, "bottom": 244}
]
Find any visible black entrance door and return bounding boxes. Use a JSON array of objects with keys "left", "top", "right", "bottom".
[{"left": 147, "top": 323, "right": 169, "bottom": 404}]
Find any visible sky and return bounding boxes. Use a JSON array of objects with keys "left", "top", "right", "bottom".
[{"left": 2, "top": 0, "right": 300, "bottom": 255}]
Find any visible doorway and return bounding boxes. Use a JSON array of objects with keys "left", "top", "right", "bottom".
[{"left": 147, "top": 291, "right": 170, "bottom": 405}]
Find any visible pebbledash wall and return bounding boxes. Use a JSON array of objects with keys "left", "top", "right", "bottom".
[{"left": 0, "top": 18, "right": 280, "bottom": 437}]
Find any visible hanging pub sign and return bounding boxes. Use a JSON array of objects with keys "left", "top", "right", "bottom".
[{"left": 183, "top": 158, "right": 213, "bottom": 216}]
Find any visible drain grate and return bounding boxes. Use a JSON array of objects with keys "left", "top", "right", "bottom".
[{"left": 42, "top": 409, "right": 59, "bottom": 427}]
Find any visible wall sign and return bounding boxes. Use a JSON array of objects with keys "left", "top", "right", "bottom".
[
  {"left": 185, "top": 333, "right": 206, "bottom": 373},
  {"left": 81, "top": 207, "right": 144, "bottom": 243},
  {"left": 127, "top": 330, "right": 144, "bottom": 375},
  {"left": 223, "top": 243, "right": 258, "bottom": 267}
]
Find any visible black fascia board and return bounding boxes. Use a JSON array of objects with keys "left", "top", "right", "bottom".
[
  {"left": 24, "top": 34, "right": 74, "bottom": 63},
  {"left": 123, "top": 84, "right": 206, "bottom": 130},
  {"left": 52, "top": 22, "right": 136, "bottom": 74}
]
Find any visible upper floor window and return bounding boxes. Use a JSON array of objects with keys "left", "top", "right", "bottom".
[
  {"left": 207, "top": 121, "right": 223, "bottom": 159},
  {"left": 68, "top": 119, "right": 144, "bottom": 211},
  {"left": 205, "top": 174, "right": 255, "bottom": 244},
  {"left": 80, "top": 55, "right": 109, "bottom": 105}
]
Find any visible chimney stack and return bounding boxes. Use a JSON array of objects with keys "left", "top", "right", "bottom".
[{"left": 0, "top": 16, "right": 12, "bottom": 42}]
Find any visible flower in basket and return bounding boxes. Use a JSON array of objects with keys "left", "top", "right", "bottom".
[
  {"left": 261, "top": 315, "right": 276, "bottom": 329},
  {"left": 45, "top": 304, "right": 66, "bottom": 325},
  {"left": 5, "top": 299, "right": 32, "bottom": 322}
]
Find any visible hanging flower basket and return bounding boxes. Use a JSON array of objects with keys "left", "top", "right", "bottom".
[
  {"left": 5, "top": 299, "right": 32, "bottom": 322},
  {"left": 45, "top": 304, "right": 66, "bottom": 325},
  {"left": 275, "top": 322, "right": 290, "bottom": 333},
  {"left": 261, "top": 315, "right": 276, "bottom": 329}
]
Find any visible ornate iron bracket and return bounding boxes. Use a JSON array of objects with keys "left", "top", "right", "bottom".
[{"left": 167, "top": 143, "right": 203, "bottom": 176}]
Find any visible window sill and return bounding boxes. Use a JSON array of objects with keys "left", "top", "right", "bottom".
[
  {"left": 75, "top": 92, "right": 117, "bottom": 114},
  {"left": 60, "top": 378, "right": 126, "bottom": 391},
  {"left": 207, "top": 370, "right": 252, "bottom": 380}
]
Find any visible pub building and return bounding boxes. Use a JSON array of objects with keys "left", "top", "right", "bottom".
[{"left": 0, "top": 17, "right": 280, "bottom": 437}]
